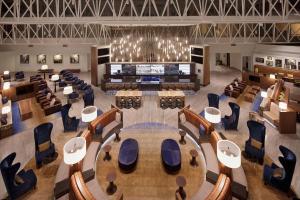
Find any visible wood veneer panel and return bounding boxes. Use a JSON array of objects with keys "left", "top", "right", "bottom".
[
  {"left": 203, "top": 46, "right": 210, "bottom": 86},
  {"left": 91, "top": 47, "right": 98, "bottom": 86}
]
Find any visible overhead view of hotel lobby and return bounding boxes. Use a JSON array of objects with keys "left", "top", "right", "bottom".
[{"left": 0, "top": 1, "right": 300, "bottom": 200}]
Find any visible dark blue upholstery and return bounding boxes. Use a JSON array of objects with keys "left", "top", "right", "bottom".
[
  {"left": 83, "top": 90, "right": 94, "bottom": 107},
  {"left": 15, "top": 71, "right": 25, "bottom": 80},
  {"left": 263, "top": 145, "right": 296, "bottom": 193},
  {"left": 222, "top": 102, "right": 240, "bottom": 130},
  {"left": 68, "top": 92, "right": 79, "bottom": 100},
  {"left": 61, "top": 104, "right": 79, "bottom": 132},
  {"left": 34, "top": 123, "right": 55, "bottom": 168},
  {"left": 118, "top": 138, "right": 139, "bottom": 172},
  {"left": 245, "top": 120, "right": 266, "bottom": 164},
  {"left": 207, "top": 93, "right": 219, "bottom": 109},
  {"left": 58, "top": 81, "right": 67, "bottom": 88},
  {"left": 161, "top": 139, "right": 181, "bottom": 173},
  {"left": 0, "top": 152, "right": 37, "bottom": 199}
]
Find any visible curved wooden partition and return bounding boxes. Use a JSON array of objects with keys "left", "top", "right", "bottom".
[
  {"left": 178, "top": 105, "right": 248, "bottom": 200},
  {"left": 54, "top": 105, "right": 123, "bottom": 199}
]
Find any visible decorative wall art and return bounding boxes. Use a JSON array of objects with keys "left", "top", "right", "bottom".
[
  {"left": 267, "top": 56, "right": 272, "bottom": 60},
  {"left": 285, "top": 59, "right": 296, "bottom": 69},
  {"left": 275, "top": 59, "right": 282, "bottom": 67},
  {"left": 266, "top": 60, "right": 273, "bottom": 66},
  {"left": 255, "top": 57, "right": 264, "bottom": 63},
  {"left": 20, "top": 54, "right": 29, "bottom": 64},
  {"left": 53, "top": 54, "right": 63, "bottom": 64},
  {"left": 70, "top": 54, "right": 79, "bottom": 64},
  {"left": 37, "top": 54, "right": 46, "bottom": 64}
]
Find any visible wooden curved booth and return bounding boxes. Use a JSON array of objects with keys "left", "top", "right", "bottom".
[
  {"left": 54, "top": 105, "right": 123, "bottom": 200},
  {"left": 178, "top": 106, "right": 248, "bottom": 200}
]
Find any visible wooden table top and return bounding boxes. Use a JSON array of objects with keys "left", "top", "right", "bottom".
[
  {"left": 115, "top": 90, "right": 142, "bottom": 97},
  {"left": 157, "top": 90, "right": 185, "bottom": 97}
]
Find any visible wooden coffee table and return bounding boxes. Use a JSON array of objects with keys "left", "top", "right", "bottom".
[{"left": 18, "top": 99, "right": 33, "bottom": 120}]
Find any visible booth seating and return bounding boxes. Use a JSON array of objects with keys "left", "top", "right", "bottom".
[
  {"left": 54, "top": 106, "right": 123, "bottom": 199},
  {"left": 178, "top": 106, "right": 248, "bottom": 200},
  {"left": 90, "top": 105, "right": 123, "bottom": 143},
  {"left": 40, "top": 97, "right": 62, "bottom": 116},
  {"left": 178, "top": 105, "right": 213, "bottom": 142}
]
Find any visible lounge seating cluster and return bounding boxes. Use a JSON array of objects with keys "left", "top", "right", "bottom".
[{"left": 224, "top": 78, "right": 247, "bottom": 98}]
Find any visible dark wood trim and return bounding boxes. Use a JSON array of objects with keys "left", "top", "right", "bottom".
[{"left": 91, "top": 46, "right": 98, "bottom": 86}]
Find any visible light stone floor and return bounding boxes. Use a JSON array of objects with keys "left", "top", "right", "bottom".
[{"left": 0, "top": 67, "right": 299, "bottom": 199}]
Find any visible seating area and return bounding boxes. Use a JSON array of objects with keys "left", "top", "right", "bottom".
[{"left": 2, "top": 9, "right": 300, "bottom": 199}]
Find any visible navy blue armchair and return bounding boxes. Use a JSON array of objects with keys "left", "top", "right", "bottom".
[
  {"left": 34, "top": 123, "right": 55, "bottom": 168},
  {"left": 83, "top": 90, "right": 94, "bottom": 107},
  {"left": 263, "top": 145, "right": 296, "bottom": 193},
  {"left": 207, "top": 93, "right": 219, "bottom": 109},
  {"left": 245, "top": 120, "right": 266, "bottom": 164},
  {"left": 0, "top": 152, "right": 37, "bottom": 199},
  {"left": 222, "top": 102, "right": 240, "bottom": 130},
  {"left": 61, "top": 104, "right": 80, "bottom": 132}
]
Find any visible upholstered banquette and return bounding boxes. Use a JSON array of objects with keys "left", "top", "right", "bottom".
[
  {"left": 178, "top": 106, "right": 248, "bottom": 200},
  {"left": 90, "top": 105, "right": 123, "bottom": 143},
  {"left": 178, "top": 105, "right": 213, "bottom": 142},
  {"left": 54, "top": 106, "right": 123, "bottom": 199}
]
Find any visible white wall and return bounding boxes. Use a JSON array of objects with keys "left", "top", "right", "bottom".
[
  {"left": 230, "top": 53, "right": 242, "bottom": 71},
  {"left": 0, "top": 44, "right": 92, "bottom": 72},
  {"left": 209, "top": 44, "right": 255, "bottom": 71}
]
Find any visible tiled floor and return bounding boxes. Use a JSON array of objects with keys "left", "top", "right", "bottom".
[{"left": 0, "top": 67, "right": 299, "bottom": 199}]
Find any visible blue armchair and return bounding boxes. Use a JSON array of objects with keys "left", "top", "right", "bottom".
[
  {"left": 0, "top": 152, "right": 37, "bottom": 199},
  {"left": 207, "top": 93, "right": 219, "bottom": 109},
  {"left": 245, "top": 120, "right": 266, "bottom": 164},
  {"left": 34, "top": 123, "right": 55, "bottom": 168},
  {"left": 83, "top": 90, "right": 94, "bottom": 107},
  {"left": 61, "top": 104, "right": 80, "bottom": 132},
  {"left": 263, "top": 145, "right": 296, "bottom": 193},
  {"left": 222, "top": 102, "right": 240, "bottom": 130}
]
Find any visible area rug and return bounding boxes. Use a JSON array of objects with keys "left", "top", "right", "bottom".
[{"left": 11, "top": 102, "right": 26, "bottom": 134}]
